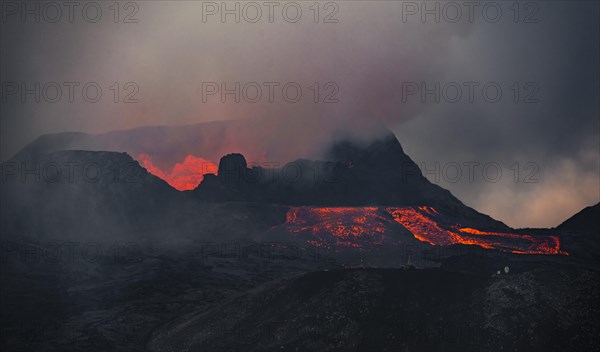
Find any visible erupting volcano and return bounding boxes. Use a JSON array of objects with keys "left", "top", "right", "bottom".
[
  {"left": 126, "top": 131, "right": 569, "bottom": 256},
  {"left": 284, "top": 206, "right": 566, "bottom": 255},
  {"left": 75, "top": 127, "right": 570, "bottom": 256},
  {"left": 137, "top": 153, "right": 218, "bottom": 191}
]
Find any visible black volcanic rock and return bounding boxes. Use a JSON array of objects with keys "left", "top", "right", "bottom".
[
  {"left": 217, "top": 153, "right": 251, "bottom": 190},
  {"left": 218, "top": 153, "right": 248, "bottom": 177},
  {"left": 1, "top": 150, "right": 291, "bottom": 244},
  {"left": 148, "top": 267, "right": 600, "bottom": 352},
  {"left": 556, "top": 203, "right": 600, "bottom": 234},
  {"left": 194, "top": 133, "right": 508, "bottom": 231},
  {"left": 195, "top": 133, "right": 445, "bottom": 205},
  {"left": 554, "top": 203, "right": 600, "bottom": 262},
  {"left": 1, "top": 150, "right": 185, "bottom": 241}
]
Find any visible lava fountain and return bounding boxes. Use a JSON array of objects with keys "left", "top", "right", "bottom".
[{"left": 137, "top": 153, "right": 218, "bottom": 191}]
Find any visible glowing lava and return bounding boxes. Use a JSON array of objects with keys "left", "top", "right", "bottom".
[
  {"left": 387, "top": 207, "right": 565, "bottom": 255},
  {"left": 283, "top": 206, "right": 566, "bottom": 255},
  {"left": 285, "top": 207, "right": 388, "bottom": 249},
  {"left": 137, "top": 153, "right": 217, "bottom": 191},
  {"left": 386, "top": 207, "right": 456, "bottom": 246},
  {"left": 456, "top": 227, "right": 565, "bottom": 255}
]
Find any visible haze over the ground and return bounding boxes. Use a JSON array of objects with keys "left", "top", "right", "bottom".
[{"left": 1, "top": 1, "right": 598, "bottom": 228}]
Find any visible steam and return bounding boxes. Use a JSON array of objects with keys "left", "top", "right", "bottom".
[
  {"left": 1, "top": 1, "right": 474, "bottom": 161},
  {"left": 2, "top": 1, "right": 598, "bottom": 227}
]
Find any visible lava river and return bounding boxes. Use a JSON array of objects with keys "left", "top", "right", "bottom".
[{"left": 284, "top": 206, "right": 566, "bottom": 255}]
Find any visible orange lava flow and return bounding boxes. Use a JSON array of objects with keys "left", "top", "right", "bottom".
[
  {"left": 137, "top": 153, "right": 217, "bottom": 191},
  {"left": 387, "top": 207, "right": 566, "bottom": 255},
  {"left": 282, "top": 206, "right": 566, "bottom": 255},
  {"left": 386, "top": 207, "right": 456, "bottom": 246},
  {"left": 284, "top": 207, "right": 388, "bottom": 249},
  {"left": 456, "top": 227, "right": 566, "bottom": 255}
]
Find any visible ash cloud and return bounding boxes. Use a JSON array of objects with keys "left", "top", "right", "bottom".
[{"left": 1, "top": 1, "right": 598, "bottom": 227}]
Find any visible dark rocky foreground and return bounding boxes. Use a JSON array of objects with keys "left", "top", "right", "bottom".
[
  {"left": 1, "top": 233, "right": 598, "bottom": 352},
  {"left": 0, "top": 236, "right": 338, "bottom": 352},
  {"left": 149, "top": 266, "right": 599, "bottom": 352}
]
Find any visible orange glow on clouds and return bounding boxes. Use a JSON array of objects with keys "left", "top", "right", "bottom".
[{"left": 137, "top": 153, "right": 217, "bottom": 191}]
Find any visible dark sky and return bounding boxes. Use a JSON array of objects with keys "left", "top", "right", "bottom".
[{"left": 1, "top": 1, "right": 598, "bottom": 227}]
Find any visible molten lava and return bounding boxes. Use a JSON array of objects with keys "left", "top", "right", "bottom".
[
  {"left": 283, "top": 206, "right": 566, "bottom": 255},
  {"left": 456, "top": 227, "right": 565, "bottom": 255},
  {"left": 386, "top": 207, "right": 456, "bottom": 246},
  {"left": 285, "top": 207, "right": 389, "bottom": 249},
  {"left": 137, "top": 153, "right": 217, "bottom": 191},
  {"left": 386, "top": 207, "right": 565, "bottom": 254}
]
